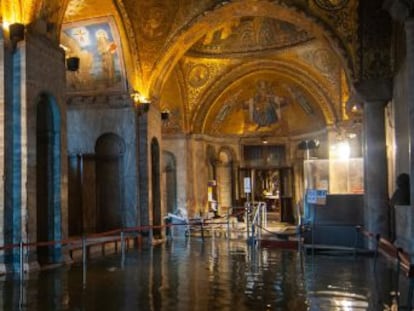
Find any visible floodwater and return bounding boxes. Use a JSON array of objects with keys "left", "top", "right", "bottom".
[{"left": 0, "top": 237, "right": 408, "bottom": 310}]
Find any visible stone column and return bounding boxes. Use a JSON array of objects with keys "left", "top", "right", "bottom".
[
  {"left": 363, "top": 100, "right": 389, "bottom": 240},
  {"left": 405, "top": 18, "right": 414, "bottom": 203},
  {"left": 134, "top": 104, "right": 150, "bottom": 231}
]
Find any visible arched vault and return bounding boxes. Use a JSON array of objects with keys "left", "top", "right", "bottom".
[
  {"left": 191, "top": 59, "right": 338, "bottom": 135},
  {"left": 148, "top": 0, "right": 356, "bottom": 100}
]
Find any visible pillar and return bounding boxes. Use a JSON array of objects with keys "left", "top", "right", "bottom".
[
  {"left": 363, "top": 100, "right": 389, "bottom": 239},
  {"left": 405, "top": 18, "right": 414, "bottom": 203},
  {"left": 134, "top": 104, "right": 150, "bottom": 231}
]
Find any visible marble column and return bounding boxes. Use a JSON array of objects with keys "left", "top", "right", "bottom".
[{"left": 363, "top": 100, "right": 389, "bottom": 241}]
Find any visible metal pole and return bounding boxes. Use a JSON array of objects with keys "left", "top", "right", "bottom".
[
  {"left": 246, "top": 205, "right": 250, "bottom": 241},
  {"left": 19, "top": 240, "right": 24, "bottom": 309},
  {"left": 226, "top": 208, "right": 230, "bottom": 239},
  {"left": 120, "top": 231, "right": 125, "bottom": 269},
  {"left": 312, "top": 204, "right": 316, "bottom": 257},
  {"left": 82, "top": 235, "right": 87, "bottom": 288},
  {"left": 19, "top": 240, "right": 24, "bottom": 278},
  {"left": 200, "top": 218, "right": 204, "bottom": 241}
]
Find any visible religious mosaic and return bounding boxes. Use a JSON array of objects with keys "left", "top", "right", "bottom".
[
  {"left": 61, "top": 16, "right": 126, "bottom": 94},
  {"left": 138, "top": 2, "right": 178, "bottom": 41},
  {"left": 190, "top": 17, "right": 313, "bottom": 56},
  {"left": 209, "top": 80, "right": 289, "bottom": 135},
  {"left": 246, "top": 80, "right": 287, "bottom": 129},
  {"left": 188, "top": 64, "right": 210, "bottom": 88},
  {"left": 64, "top": 0, "right": 88, "bottom": 18}
]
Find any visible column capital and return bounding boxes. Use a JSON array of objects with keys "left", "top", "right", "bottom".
[
  {"left": 353, "top": 79, "right": 392, "bottom": 103},
  {"left": 383, "top": 0, "right": 414, "bottom": 22}
]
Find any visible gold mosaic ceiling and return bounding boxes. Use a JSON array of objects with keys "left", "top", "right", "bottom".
[{"left": 1, "top": 0, "right": 358, "bottom": 137}]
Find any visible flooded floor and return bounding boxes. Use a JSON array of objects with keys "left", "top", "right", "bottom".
[{"left": 0, "top": 237, "right": 408, "bottom": 310}]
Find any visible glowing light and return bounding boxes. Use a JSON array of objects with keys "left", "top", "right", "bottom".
[
  {"left": 59, "top": 44, "right": 69, "bottom": 52},
  {"left": 2, "top": 21, "right": 10, "bottom": 30},
  {"left": 330, "top": 141, "right": 351, "bottom": 159},
  {"left": 130, "top": 91, "right": 150, "bottom": 105},
  {"left": 337, "top": 141, "right": 350, "bottom": 159}
]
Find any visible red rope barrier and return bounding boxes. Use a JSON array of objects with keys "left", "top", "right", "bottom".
[{"left": 0, "top": 218, "right": 235, "bottom": 251}]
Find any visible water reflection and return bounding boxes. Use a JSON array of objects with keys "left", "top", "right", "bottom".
[{"left": 0, "top": 238, "right": 406, "bottom": 310}]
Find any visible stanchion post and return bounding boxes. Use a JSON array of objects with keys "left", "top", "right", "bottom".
[
  {"left": 120, "top": 231, "right": 125, "bottom": 269},
  {"left": 226, "top": 209, "right": 230, "bottom": 240},
  {"left": 82, "top": 235, "right": 87, "bottom": 288},
  {"left": 201, "top": 218, "right": 204, "bottom": 241},
  {"left": 393, "top": 247, "right": 404, "bottom": 307},
  {"left": 374, "top": 234, "right": 380, "bottom": 272},
  {"left": 246, "top": 206, "right": 250, "bottom": 241},
  {"left": 19, "top": 240, "right": 24, "bottom": 309},
  {"left": 19, "top": 240, "right": 24, "bottom": 277}
]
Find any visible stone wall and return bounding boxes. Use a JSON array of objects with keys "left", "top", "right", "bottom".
[
  {"left": 145, "top": 105, "right": 163, "bottom": 227},
  {"left": 67, "top": 100, "right": 137, "bottom": 228},
  {"left": 163, "top": 134, "right": 240, "bottom": 218},
  {"left": 162, "top": 135, "right": 189, "bottom": 217},
  {"left": 25, "top": 31, "right": 67, "bottom": 248},
  {"left": 0, "top": 30, "right": 68, "bottom": 271}
]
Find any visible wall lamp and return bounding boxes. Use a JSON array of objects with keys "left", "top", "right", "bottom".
[
  {"left": 9, "top": 23, "right": 25, "bottom": 42},
  {"left": 130, "top": 90, "right": 150, "bottom": 114},
  {"left": 298, "top": 139, "right": 319, "bottom": 150},
  {"left": 66, "top": 56, "right": 80, "bottom": 71},
  {"left": 9, "top": 23, "right": 25, "bottom": 50}
]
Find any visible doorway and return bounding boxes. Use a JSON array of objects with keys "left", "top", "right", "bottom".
[
  {"left": 95, "top": 133, "right": 126, "bottom": 232},
  {"left": 239, "top": 167, "right": 294, "bottom": 223}
]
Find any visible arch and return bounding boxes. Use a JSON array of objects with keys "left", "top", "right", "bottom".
[
  {"left": 151, "top": 138, "right": 162, "bottom": 238},
  {"left": 148, "top": 1, "right": 355, "bottom": 99},
  {"left": 95, "top": 132, "right": 126, "bottom": 232},
  {"left": 162, "top": 151, "right": 177, "bottom": 214},
  {"left": 192, "top": 60, "right": 336, "bottom": 134},
  {"left": 36, "top": 92, "right": 62, "bottom": 265}
]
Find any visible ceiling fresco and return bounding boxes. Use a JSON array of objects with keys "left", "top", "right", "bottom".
[{"left": 0, "top": 0, "right": 362, "bottom": 139}]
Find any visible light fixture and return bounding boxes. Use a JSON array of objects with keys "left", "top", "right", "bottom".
[
  {"left": 298, "top": 139, "right": 319, "bottom": 150},
  {"left": 66, "top": 56, "right": 80, "bottom": 71},
  {"left": 130, "top": 90, "right": 150, "bottom": 114},
  {"left": 9, "top": 23, "right": 25, "bottom": 42},
  {"left": 345, "top": 92, "right": 363, "bottom": 116},
  {"left": 261, "top": 137, "right": 268, "bottom": 144}
]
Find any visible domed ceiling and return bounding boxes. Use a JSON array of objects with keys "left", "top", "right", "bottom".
[
  {"left": 159, "top": 14, "right": 347, "bottom": 137},
  {"left": 0, "top": 0, "right": 357, "bottom": 139}
]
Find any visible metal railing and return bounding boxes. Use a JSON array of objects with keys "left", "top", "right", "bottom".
[{"left": 245, "top": 201, "right": 267, "bottom": 244}]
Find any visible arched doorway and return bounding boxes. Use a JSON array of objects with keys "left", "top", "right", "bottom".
[
  {"left": 162, "top": 151, "right": 177, "bottom": 214},
  {"left": 95, "top": 133, "right": 126, "bottom": 232},
  {"left": 36, "top": 93, "right": 62, "bottom": 265},
  {"left": 151, "top": 138, "right": 162, "bottom": 238}
]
